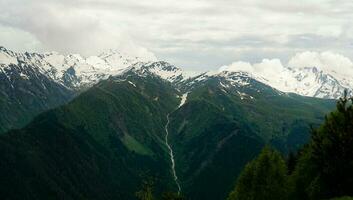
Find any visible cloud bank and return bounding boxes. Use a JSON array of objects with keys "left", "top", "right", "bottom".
[
  {"left": 1, "top": 0, "right": 353, "bottom": 70},
  {"left": 220, "top": 51, "right": 353, "bottom": 78}
]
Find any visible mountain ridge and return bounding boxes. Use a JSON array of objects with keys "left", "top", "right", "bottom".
[
  {"left": 216, "top": 65, "right": 353, "bottom": 99},
  {"left": 1, "top": 46, "right": 351, "bottom": 99},
  {"left": 0, "top": 60, "right": 337, "bottom": 199}
]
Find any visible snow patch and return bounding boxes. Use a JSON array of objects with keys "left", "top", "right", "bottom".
[
  {"left": 179, "top": 93, "right": 188, "bottom": 108},
  {"left": 19, "top": 72, "right": 29, "bottom": 80},
  {"left": 0, "top": 51, "right": 17, "bottom": 65},
  {"left": 128, "top": 81, "right": 136, "bottom": 87},
  {"left": 236, "top": 91, "right": 253, "bottom": 100}
]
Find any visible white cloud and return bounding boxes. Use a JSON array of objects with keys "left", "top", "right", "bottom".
[
  {"left": 288, "top": 51, "right": 353, "bottom": 75},
  {"left": 0, "top": 25, "right": 41, "bottom": 52},
  {"left": 1, "top": 0, "right": 353, "bottom": 70},
  {"left": 0, "top": 0, "right": 157, "bottom": 59},
  {"left": 220, "top": 51, "right": 353, "bottom": 79},
  {"left": 219, "top": 61, "right": 254, "bottom": 73},
  {"left": 220, "top": 58, "right": 285, "bottom": 78},
  {"left": 253, "top": 59, "right": 284, "bottom": 77}
]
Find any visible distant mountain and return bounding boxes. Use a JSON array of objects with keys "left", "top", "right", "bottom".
[
  {"left": 0, "top": 47, "right": 156, "bottom": 90},
  {"left": 0, "top": 48, "right": 75, "bottom": 133},
  {"left": 174, "top": 70, "right": 335, "bottom": 199},
  {"left": 0, "top": 63, "right": 335, "bottom": 200},
  {"left": 0, "top": 72, "right": 180, "bottom": 200},
  {"left": 0, "top": 47, "right": 342, "bottom": 199},
  {"left": 218, "top": 66, "right": 353, "bottom": 99},
  {"left": 2, "top": 46, "right": 349, "bottom": 101},
  {"left": 130, "top": 61, "right": 184, "bottom": 83},
  {"left": 0, "top": 47, "right": 183, "bottom": 133}
]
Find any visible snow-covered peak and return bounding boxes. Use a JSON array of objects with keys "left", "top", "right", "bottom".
[
  {"left": 0, "top": 47, "right": 182, "bottom": 90},
  {"left": 185, "top": 70, "right": 254, "bottom": 84},
  {"left": 0, "top": 47, "right": 18, "bottom": 65},
  {"left": 219, "top": 65, "right": 353, "bottom": 99},
  {"left": 180, "top": 70, "right": 257, "bottom": 92},
  {"left": 217, "top": 71, "right": 254, "bottom": 87},
  {"left": 130, "top": 61, "right": 184, "bottom": 82},
  {"left": 99, "top": 49, "right": 156, "bottom": 68}
]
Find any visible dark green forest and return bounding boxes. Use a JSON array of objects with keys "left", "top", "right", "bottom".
[
  {"left": 129, "top": 93, "right": 353, "bottom": 200},
  {"left": 0, "top": 71, "right": 347, "bottom": 200},
  {"left": 227, "top": 93, "right": 353, "bottom": 200}
]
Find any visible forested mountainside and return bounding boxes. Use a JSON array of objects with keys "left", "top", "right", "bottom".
[
  {"left": 228, "top": 95, "right": 353, "bottom": 200},
  {"left": 0, "top": 45, "right": 180, "bottom": 134},
  {"left": 0, "top": 47, "right": 344, "bottom": 135},
  {"left": 0, "top": 64, "right": 335, "bottom": 200}
]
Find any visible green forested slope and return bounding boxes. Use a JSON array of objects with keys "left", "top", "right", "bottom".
[{"left": 0, "top": 71, "right": 336, "bottom": 200}]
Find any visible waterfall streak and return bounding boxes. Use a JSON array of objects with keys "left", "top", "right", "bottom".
[{"left": 165, "top": 114, "right": 181, "bottom": 194}]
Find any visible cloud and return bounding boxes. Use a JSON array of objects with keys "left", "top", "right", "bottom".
[
  {"left": 219, "top": 61, "right": 255, "bottom": 73},
  {"left": 0, "top": 0, "right": 157, "bottom": 59},
  {"left": 1, "top": 0, "right": 353, "bottom": 70},
  {"left": 288, "top": 51, "right": 353, "bottom": 75},
  {"left": 0, "top": 25, "right": 41, "bottom": 52},
  {"left": 220, "top": 51, "right": 353, "bottom": 78},
  {"left": 220, "top": 58, "right": 285, "bottom": 79}
]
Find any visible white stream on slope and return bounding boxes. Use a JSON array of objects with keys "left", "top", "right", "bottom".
[
  {"left": 164, "top": 94, "right": 188, "bottom": 194},
  {"left": 165, "top": 114, "right": 182, "bottom": 194}
]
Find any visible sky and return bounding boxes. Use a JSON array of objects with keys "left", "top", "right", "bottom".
[{"left": 1, "top": 0, "right": 353, "bottom": 72}]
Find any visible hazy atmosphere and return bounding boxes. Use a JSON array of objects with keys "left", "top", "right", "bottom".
[{"left": 1, "top": 0, "right": 353, "bottom": 72}]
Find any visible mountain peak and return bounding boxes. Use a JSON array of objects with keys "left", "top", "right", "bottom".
[
  {"left": 217, "top": 65, "right": 352, "bottom": 99},
  {"left": 0, "top": 46, "right": 16, "bottom": 56},
  {"left": 0, "top": 47, "right": 18, "bottom": 65},
  {"left": 129, "top": 61, "right": 184, "bottom": 83},
  {"left": 0, "top": 46, "right": 183, "bottom": 89},
  {"left": 0, "top": 46, "right": 7, "bottom": 51}
]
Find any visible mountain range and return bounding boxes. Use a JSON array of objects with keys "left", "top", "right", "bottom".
[
  {"left": 0, "top": 47, "right": 349, "bottom": 134},
  {"left": 242, "top": 65, "right": 353, "bottom": 99},
  {"left": 3, "top": 46, "right": 352, "bottom": 200},
  {"left": 0, "top": 46, "right": 340, "bottom": 200},
  {"left": 1, "top": 46, "right": 351, "bottom": 98}
]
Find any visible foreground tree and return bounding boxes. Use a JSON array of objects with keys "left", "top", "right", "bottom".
[
  {"left": 227, "top": 146, "right": 288, "bottom": 200},
  {"left": 291, "top": 93, "right": 353, "bottom": 199}
]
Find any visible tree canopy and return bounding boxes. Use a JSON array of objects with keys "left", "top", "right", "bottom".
[{"left": 228, "top": 146, "right": 288, "bottom": 200}]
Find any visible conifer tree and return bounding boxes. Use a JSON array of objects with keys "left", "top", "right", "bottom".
[
  {"left": 228, "top": 146, "right": 289, "bottom": 200},
  {"left": 290, "top": 92, "right": 353, "bottom": 199},
  {"left": 309, "top": 92, "right": 353, "bottom": 198}
]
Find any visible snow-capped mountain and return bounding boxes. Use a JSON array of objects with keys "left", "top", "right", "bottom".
[
  {"left": 180, "top": 70, "right": 286, "bottom": 100},
  {"left": 258, "top": 66, "right": 353, "bottom": 99},
  {"left": 129, "top": 61, "right": 184, "bottom": 83},
  {"left": 206, "top": 66, "right": 352, "bottom": 99},
  {"left": 1, "top": 46, "right": 351, "bottom": 99},
  {"left": 0, "top": 46, "right": 185, "bottom": 133},
  {"left": 0, "top": 47, "right": 159, "bottom": 89},
  {"left": 0, "top": 49, "right": 75, "bottom": 133}
]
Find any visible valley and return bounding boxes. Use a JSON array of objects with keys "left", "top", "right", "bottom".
[{"left": 0, "top": 47, "right": 342, "bottom": 200}]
